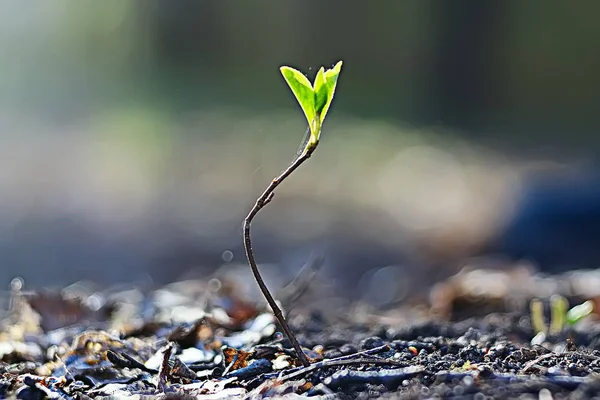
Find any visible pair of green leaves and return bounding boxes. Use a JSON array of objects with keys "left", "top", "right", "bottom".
[{"left": 280, "top": 61, "right": 343, "bottom": 152}]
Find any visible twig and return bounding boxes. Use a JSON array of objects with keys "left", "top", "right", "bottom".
[
  {"left": 520, "top": 351, "right": 600, "bottom": 374},
  {"left": 278, "top": 356, "right": 407, "bottom": 383},
  {"left": 259, "top": 344, "right": 392, "bottom": 382},
  {"left": 245, "top": 345, "right": 396, "bottom": 390},
  {"left": 520, "top": 352, "right": 556, "bottom": 374},
  {"left": 324, "top": 344, "right": 392, "bottom": 362},
  {"left": 243, "top": 130, "right": 315, "bottom": 368}
]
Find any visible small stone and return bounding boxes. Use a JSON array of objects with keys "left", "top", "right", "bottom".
[
  {"left": 339, "top": 343, "right": 358, "bottom": 355},
  {"left": 360, "top": 336, "right": 385, "bottom": 350}
]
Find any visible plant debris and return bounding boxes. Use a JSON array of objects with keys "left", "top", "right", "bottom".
[{"left": 2, "top": 266, "right": 600, "bottom": 398}]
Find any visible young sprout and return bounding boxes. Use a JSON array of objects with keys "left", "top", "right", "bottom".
[
  {"left": 530, "top": 298, "right": 547, "bottom": 337},
  {"left": 566, "top": 300, "right": 594, "bottom": 326},
  {"left": 549, "top": 294, "right": 568, "bottom": 336},
  {"left": 530, "top": 295, "right": 595, "bottom": 344},
  {"left": 243, "top": 61, "right": 343, "bottom": 367}
]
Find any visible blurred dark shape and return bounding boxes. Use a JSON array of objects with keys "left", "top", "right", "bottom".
[
  {"left": 487, "top": 167, "right": 600, "bottom": 272},
  {"left": 24, "top": 290, "right": 114, "bottom": 332}
]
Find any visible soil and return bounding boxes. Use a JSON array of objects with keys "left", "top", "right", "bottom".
[{"left": 1, "top": 265, "right": 600, "bottom": 399}]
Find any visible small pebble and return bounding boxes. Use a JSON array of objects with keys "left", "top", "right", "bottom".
[
  {"left": 323, "top": 349, "right": 343, "bottom": 359},
  {"left": 360, "top": 336, "right": 385, "bottom": 350},
  {"left": 339, "top": 343, "right": 358, "bottom": 355}
]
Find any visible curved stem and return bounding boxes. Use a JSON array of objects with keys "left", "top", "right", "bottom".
[{"left": 243, "top": 141, "right": 315, "bottom": 367}]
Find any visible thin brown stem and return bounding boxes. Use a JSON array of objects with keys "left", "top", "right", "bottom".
[
  {"left": 278, "top": 358, "right": 412, "bottom": 383},
  {"left": 243, "top": 141, "right": 316, "bottom": 368}
]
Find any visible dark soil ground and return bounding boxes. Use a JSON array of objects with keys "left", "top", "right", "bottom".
[{"left": 2, "top": 264, "right": 600, "bottom": 399}]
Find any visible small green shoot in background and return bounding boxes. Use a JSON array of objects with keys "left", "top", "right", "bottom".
[
  {"left": 243, "top": 61, "right": 343, "bottom": 367},
  {"left": 567, "top": 299, "right": 595, "bottom": 325},
  {"left": 530, "top": 295, "right": 594, "bottom": 345}
]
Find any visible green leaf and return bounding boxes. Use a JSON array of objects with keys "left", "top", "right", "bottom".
[
  {"left": 280, "top": 66, "right": 316, "bottom": 131},
  {"left": 313, "top": 67, "right": 329, "bottom": 122},
  {"left": 315, "top": 60, "right": 343, "bottom": 125},
  {"left": 280, "top": 60, "right": 343, "bottom": 152},
  {"left": 567, "top": 300, "right": 594, "bottom": 325}
]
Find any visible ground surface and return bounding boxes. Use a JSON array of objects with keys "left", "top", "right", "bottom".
[{"left": 1, "top": 265, "right": 600, "bottom": 399}]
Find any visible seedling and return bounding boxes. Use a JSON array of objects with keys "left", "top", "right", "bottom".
[
  {"left": 530, "top": 298, "right": 547, "bottom": 337},
  {"left": 549, "top": 294, "right": 568, "bottom": 336},
  {"left": 530, "top": 295, "right": 595, "bottom": 342},
  {"left": 243, "top": 61, "right": 343, "bottom": 367}
]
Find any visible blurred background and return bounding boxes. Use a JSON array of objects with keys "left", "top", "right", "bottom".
[{"left": 1, "top": 1, "right": 600, "bottom": 306}]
